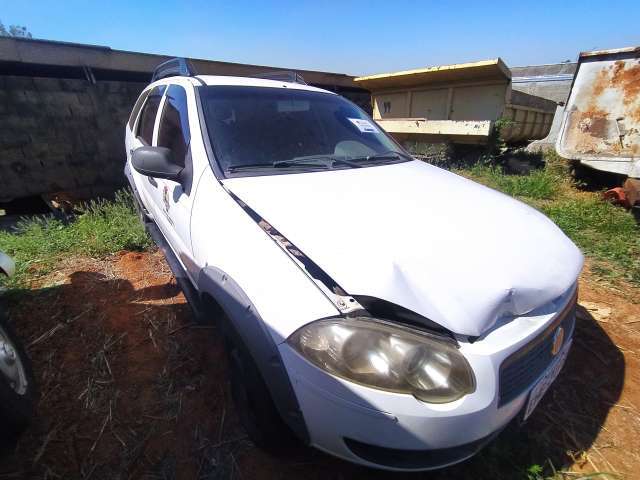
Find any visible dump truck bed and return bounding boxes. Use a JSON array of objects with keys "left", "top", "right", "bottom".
[{"left": 355, "top": 59, "right": 556, "bottom": 145}]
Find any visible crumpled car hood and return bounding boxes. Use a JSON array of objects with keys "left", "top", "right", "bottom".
[{"left": 223, "top": 160, "right": 583, "bottom": 336}]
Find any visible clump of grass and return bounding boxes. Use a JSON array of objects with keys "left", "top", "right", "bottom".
[
  {"left": 542, "top": 197, "right": 640, "bottom": 284},
  {"left": 0, "top": 189, "right": 151, "bottom": 289},
  {"left": 460, "top": 163, "right": 564, "bottom": 200},
  {"left": 526, "top": 462, "right": 616, "bottom": 480}
]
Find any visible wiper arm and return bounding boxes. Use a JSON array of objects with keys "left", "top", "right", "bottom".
[
  {"left": 331, "top": 157, "right": 363, "bottom": 168},
  {"left": 273, "top": 155, "right": 362, "bottom": 169},
  {"left": 272, "top": 159, "right": 329, "bottom": 168},
  {"left": 226, "top": 163, "right": 274, "bottom": 172},
  {"left": 348, "top": 150, "right": 413, "bottom": 162}
]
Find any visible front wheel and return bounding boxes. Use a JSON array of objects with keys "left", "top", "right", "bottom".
[
  {"left": 225, "top": 334, "right": 298, "bottom": 454},
  {"left": 0, "top": 311, "right": 36, "bottom": 446}
]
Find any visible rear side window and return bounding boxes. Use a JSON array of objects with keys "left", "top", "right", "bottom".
[
  {"left": 128, "top": 89, "right": 150, "bottom": 129},
  {"left": 157, "top": 85, "right": 191, "bottom": 167},
  {"left": 136, "top": 86, "right": 166, "bottom": 145}
]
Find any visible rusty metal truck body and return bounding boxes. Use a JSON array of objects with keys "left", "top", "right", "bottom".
[{"left": 556, "top": 46, "right": 640, "bottom": 180}]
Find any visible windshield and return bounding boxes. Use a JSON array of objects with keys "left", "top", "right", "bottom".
[{"left": 200, "top": 86, "right": 406, "bottom": 173}]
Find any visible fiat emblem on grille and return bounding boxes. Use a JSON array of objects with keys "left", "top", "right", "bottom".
[{"left": 551, "top": 327, "right": 565, "bottom": 356}]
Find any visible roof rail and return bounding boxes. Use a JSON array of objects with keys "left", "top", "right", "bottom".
[
  {"left": 151, "top": 57, "right": 197, "bottom": 82},
  {"left": 253, "top": 70, "right": 307, "bottom": 85}
]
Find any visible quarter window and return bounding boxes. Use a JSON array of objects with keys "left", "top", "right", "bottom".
[
  {"left": 136, "top": 86, "right": 166, "bottom": 145},
  {"left": 157, "top": 85, "right": 191, "bottom": 168},
  {"left": 128, "top": 89, "right": 150, "bottom": 129}
]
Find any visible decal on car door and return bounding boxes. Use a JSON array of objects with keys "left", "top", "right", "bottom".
[
  {"left": 163, "top": 184, "right": 170, "bottom": 212},
  {"left": 161, "top": 184, "right": 174, "bottom": 226}
]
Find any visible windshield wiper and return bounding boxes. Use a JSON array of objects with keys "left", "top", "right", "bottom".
[
  {"left": 347, "top": 150, "right": 413, "bottom": 163},
  {"left": 227, "top": 152, "right": 407, "bottom": 173},
  {"left": 226, "top": 163, "right": 274, "bottom": 172},
  {"left": 273, "top": 155, "right": 362, "bottom": 169}
]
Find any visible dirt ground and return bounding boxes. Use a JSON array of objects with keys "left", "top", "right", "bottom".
[{"left": 0, "top": 249, "right": 639, "bottom": 479}]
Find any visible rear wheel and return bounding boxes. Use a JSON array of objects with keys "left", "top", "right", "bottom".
[
  {"left": 225, "top": 334, "right": 298, "bottom": 453},
  {"left": 0, "top": 311, "right": 36, "bottom": 446}
]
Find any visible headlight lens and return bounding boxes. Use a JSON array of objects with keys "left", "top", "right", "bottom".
[{"left": 288, "top": 317, "right": 475, "bottom": 403}]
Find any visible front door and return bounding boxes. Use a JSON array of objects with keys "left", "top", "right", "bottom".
[
  {"left": 153, "top": 84, "right": 200, "bottom": 282},
  {"left": 130, "top": 85, "right": 167, "bottom": 222}
]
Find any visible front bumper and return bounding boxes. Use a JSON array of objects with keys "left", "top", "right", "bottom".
[{"left": 278, "top": 287, "right": 577, "bottom": 471}]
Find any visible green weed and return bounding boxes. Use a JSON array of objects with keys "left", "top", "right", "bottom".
[
  {"left": 459, "top": 163, "right": 564, "bottom": 200},
  {"left": 0, "top": 189, "right": 151, "bottom": 289}
]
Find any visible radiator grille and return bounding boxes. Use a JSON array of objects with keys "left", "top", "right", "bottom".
[{"left": 498, "top": 293, "right": 576, "bottom": 407}]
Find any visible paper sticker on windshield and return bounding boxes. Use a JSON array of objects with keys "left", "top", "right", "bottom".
[{"left": 348, "top": 118, "right": 379, "bottom": 133}]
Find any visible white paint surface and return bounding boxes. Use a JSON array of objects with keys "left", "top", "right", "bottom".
[{"left": 224, "top": 160, "right": 583, "bottom": 337}]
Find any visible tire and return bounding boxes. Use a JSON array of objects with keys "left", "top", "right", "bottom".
[
  {"left": 0, "top": 309, "right": 36, "bottom": 446},
  {"left": 225, "top": 333, "right": 298, "bottom": 454}
]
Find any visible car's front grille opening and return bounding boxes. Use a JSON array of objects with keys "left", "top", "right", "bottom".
[{"left": 498, "top": 291, "right": 577, "bottom": 407}]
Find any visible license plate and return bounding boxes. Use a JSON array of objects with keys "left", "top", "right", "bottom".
[{"left": 523, "top": 340, "right": 571, "bottom": 421}]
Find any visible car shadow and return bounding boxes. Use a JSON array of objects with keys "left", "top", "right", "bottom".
[{"left": 0, "top": 266, "right": 625, "bottom": 479}]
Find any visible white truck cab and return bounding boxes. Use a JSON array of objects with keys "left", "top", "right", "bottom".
[{"left": 125, "top": 58, "right": 583, "bottom": 471}]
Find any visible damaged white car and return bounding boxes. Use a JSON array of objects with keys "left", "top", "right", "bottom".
[{"left": 125, "top": 58, "right": 583, "bottom": 471}]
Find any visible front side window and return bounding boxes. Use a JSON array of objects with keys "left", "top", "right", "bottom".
[
  {"left": 200, "top": 86, "right": 406, "bottom": 174},
  {"left": 136, "top": 85, "right": 166, "bottom": 145},
  {"left": 157, "top": 85, "right": 191, "bottom": 167}
]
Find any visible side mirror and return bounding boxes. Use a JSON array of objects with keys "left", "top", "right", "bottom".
[{"left": 132, "top": 146, "right": 182, "bottom": 181}]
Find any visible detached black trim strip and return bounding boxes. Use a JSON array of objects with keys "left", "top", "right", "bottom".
[
  {"left": 354, "top": 295, "right": 454, "bottom": 338},
  {"left": 224, "top": 189, "right": 349, "bottom": 297}
]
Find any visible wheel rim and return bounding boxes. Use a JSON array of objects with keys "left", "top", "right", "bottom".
[{"left": 0, "top": 324, "right": 28, "bottom": 395}]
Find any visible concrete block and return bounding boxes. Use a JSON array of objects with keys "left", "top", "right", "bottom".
[
  {"left": 0, "top": 114, "right": 39, "bottom": 129},
  {"left": 0, "top": 147, "right": 26, "bottom": 163},
  {"left": 68, "top": 103, "right": 96, "bottom": 117},
  {"left": 0, "top": 130, "right": 31, "bottom": 149},
  {"left": 76, "top": 92, "right": 95, "bottom": 107},
  {"left": 3, "top": 76, "right": 35, "bottom": 90},
  {"left": 59, "top": 78, "right": 87, "bottom": 92},
  {"left": 33, "top": 77, "right": 63, "bottom": 92}
]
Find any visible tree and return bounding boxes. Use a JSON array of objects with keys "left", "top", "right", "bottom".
[{"left": 0, "top": 21, "right": 33, "bottom": 38}]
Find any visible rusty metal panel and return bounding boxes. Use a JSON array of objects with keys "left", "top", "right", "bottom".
[{"left": 556, "top": 47, "right": 640, "bottom": 177}]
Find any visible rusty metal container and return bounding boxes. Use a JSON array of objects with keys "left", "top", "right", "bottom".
[{"left": 556, "top": 46, "right": 640, "bottom": 179}]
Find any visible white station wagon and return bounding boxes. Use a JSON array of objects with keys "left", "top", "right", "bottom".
[{"left": 125, "top": 58, "right": 583, "bottom": 471}]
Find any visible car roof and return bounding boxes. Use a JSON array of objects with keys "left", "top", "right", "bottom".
[{"left": 148, "top": 74, "right": 336, "bottom": 95}]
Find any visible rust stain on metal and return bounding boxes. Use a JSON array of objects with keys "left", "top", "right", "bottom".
[
  {"left": 591, "top": 68, "right": 609, "bottom": 97},
  {"left": 566, "top": 107, "right": 611, "bottom": 154},
  {"left": 564, "top": 58, "right": 640, "bottom": 156},
  {"left": 577, "top": 107, "right": 608, "bottom": 137},
  {"left": 611, "top": 60, "right": 640, "bottom": 100},
  {"left": 589, "top": 60, "right": 640, "bottom": 122}
]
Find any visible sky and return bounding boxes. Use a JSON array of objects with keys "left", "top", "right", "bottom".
[{"left": 2, "top": 0, "right": 640, "bottom": 76}]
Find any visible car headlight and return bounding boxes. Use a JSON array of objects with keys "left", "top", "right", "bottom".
[{"left": 288, "top": 317, "right": 475, "bottom": 403}]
